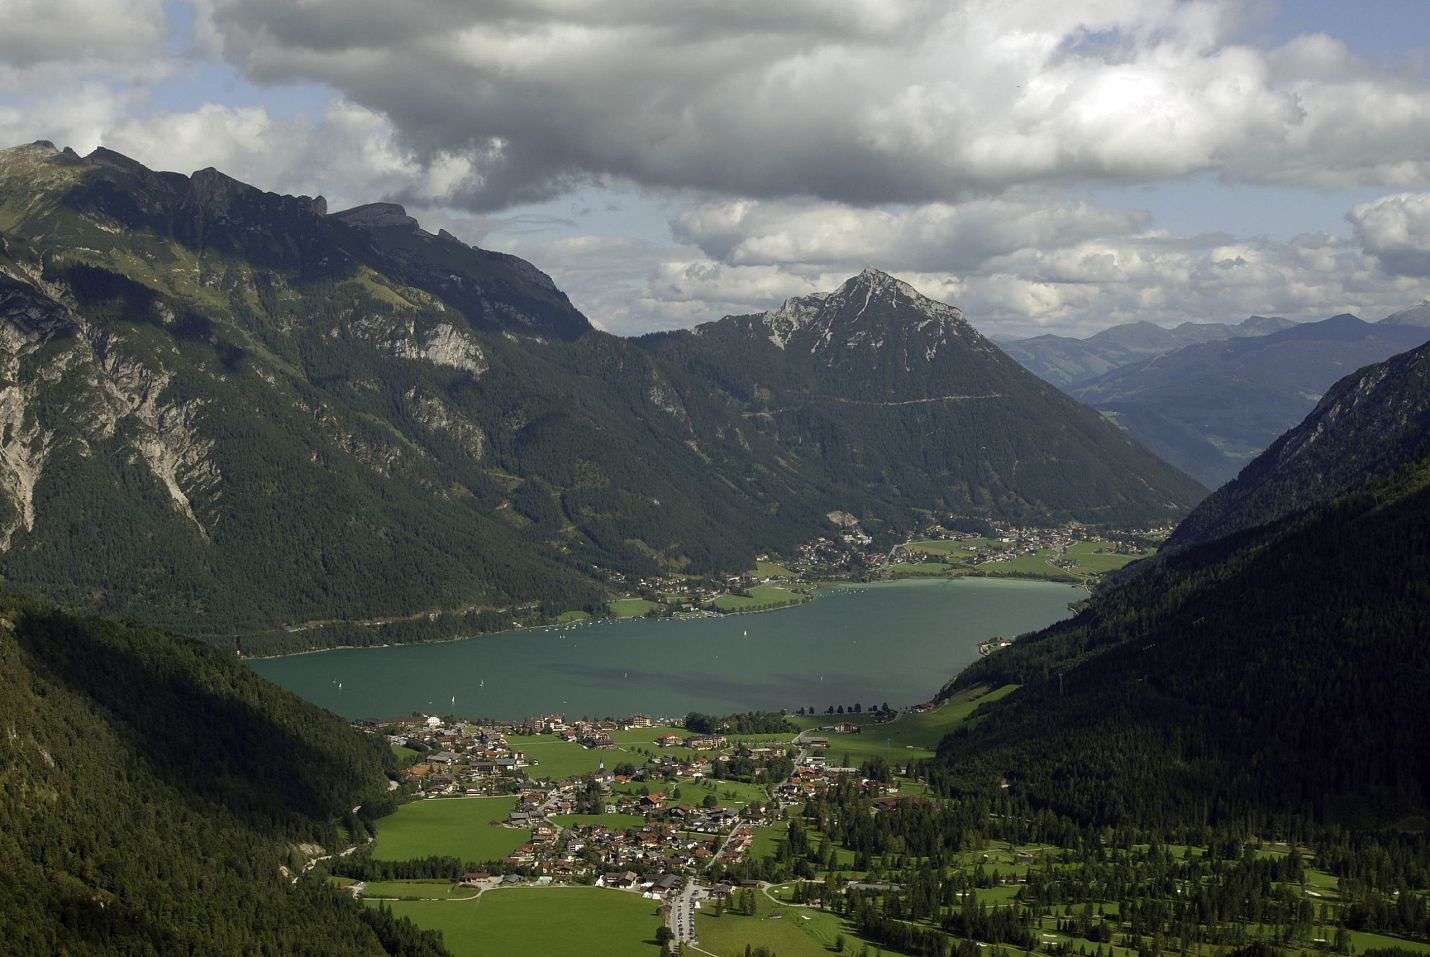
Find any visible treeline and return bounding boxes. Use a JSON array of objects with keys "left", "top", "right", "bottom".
[{"left": 685, "top": 710, "right": 794, "bottom": 735}]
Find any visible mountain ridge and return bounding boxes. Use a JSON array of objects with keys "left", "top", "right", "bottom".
[
  {"left": 0, "top": 141, "right": 1202, "bottom": 652},
  {"left": 1067, "top": 313, "right": 1430, "bottom": 487},
  {"left": 998, "top": 314, "right": 1296, "bottom": 388}
]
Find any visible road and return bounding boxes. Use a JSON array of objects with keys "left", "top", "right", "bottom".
[{"left": 666, "top": 881, "right": 700, "bottom": 952}]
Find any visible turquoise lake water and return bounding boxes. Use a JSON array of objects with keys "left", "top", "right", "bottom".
[{"left": 248, "top": 577, "right": 1082, "bottom": 721}]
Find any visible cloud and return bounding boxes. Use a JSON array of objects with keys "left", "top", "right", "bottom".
[
  {"left": 100, "top": 99, "right": 488, "bottom": 214},
  {"left": 191, "top": 0, "right": 1430, "bottom": 208},
  {"left": 1348, "top": 192, "right": 1430, "bottom": 277},
  {"left": 507, "top": 191, "right": 1428, "bottom": 339},
  {"left": 671, "top": 195, "right": 1149, "bottom": 272},
  {"left": 0, "top": 0, "right": 170, "bottom": 84}
]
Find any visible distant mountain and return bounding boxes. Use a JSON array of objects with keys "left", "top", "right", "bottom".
[
  {"left": 1167, "top": 341, "right": 1430, "bottom": 549},
  {"left": 637, "top": 268, "right": 1205, "bottom": 528},
  {"left": 1067, "top": 314, "right": 1430, "bottom": 488},
  {"left": 0, "top": 142, "right": 1203, "bottom": 651},
  {"left": 933, "top": 341, "right": 1430, "bottom": 827},
  {"left": 0, "top": 587, "right": 424, "bottom": 954},
  {"left": 999, "top": 315, "right": 1294, "bottom": 388},
  {"left": 1382, "top": 300, "right": 1430, "bottom": 327}
]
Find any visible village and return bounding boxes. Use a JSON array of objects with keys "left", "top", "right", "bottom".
[
  {"left": 364, "top": 707, "right": 910, "bottom": 949},
  {"left": 600, "top": 516, "right": 1169, "bottom": 621}
]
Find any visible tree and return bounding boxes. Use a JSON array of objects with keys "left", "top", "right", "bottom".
[
  {"left": 835, "top": 933, "right": 846, "bottom": 953},
  {"left": 655, "top": 925, "right": 674, "bottom": 948}
]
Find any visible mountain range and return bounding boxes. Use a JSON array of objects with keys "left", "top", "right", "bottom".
[
  {"left": 998, "top": 315, "right": 1295, "bottom": 389},
  {"left": 0, "top": 141, "right": 1202, "bottom": 653},
  {"left": 1063, "top": 313, "right": 1430, "bottom": 488}
]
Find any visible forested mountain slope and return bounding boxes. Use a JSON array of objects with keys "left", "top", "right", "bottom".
[
  {"left": 0, "top": 588, "right": 440, "bottom": 955},
  {"left": 0, "top": 142, "right": 1202, "bottom": 651},
  {"left": 932, "top": 343, "right": 1430, "bottom": 829}
]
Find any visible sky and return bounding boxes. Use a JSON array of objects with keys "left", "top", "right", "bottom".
[{"left": 0, "top": 0, "right": 1428, "bottom": 338}]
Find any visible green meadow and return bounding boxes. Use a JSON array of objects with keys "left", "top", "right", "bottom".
[
  {"left": 377, "top": 887, "right": 666, "bottom": 957},
  {"left": 751, "top": 559, "right": 797, "bottom": 578},
  {"left": 608, "top": 597, "right": 659, "bottom": 618},
  {"left": 372, "top": 796, "right": 529, "bottom": 864},
  {"left": 787, "top": 683, "right": 1019, "bottom": 765},
  {"left": 709, "top": 584, "right": 808, "bottom": 611},
  {"left": 696, "top": 885, "right": 908, "bottom": 957},
  {"left": 357, "top": 880, "right": 471, "bottom": 900}
]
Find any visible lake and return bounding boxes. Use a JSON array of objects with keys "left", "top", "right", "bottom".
[{"left": 248, "top": 577, "right": 1082, "bottom": 721}]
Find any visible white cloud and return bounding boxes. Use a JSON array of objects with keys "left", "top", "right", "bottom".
[
  {"left": 190, "top": 0, "right": 1430, "bottom": 208},
  {"left": 100, "top": 99, "right": 487, "bottom": 213},
  {"left": 509, "top": 191, "right": 1429, "bottom": 339},
  {"left": 1348, "top": 192, "right": 1430, "bottom": 277},
  {"left": 2, "top": 0, "right": 1426, "bottom": 341},
  {"left": 0, "top": 0, "right": 170, "bottom": 84}
]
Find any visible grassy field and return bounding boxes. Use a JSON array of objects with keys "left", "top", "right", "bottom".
[
  {"left": 752, "top": 560, "right": 797, "bottom": 578},
  {"left": 977, "top": 550, "right": 1079, "bottom": 580},
  {"left": 520, "top": 737, "right": 617, "bottom": 779},
  {"left": 903, "top": 537, "right": 1149, "bottom": 580},
  {"left": 1344, "top": 930, "right": 1430, "bottom": 954},
  {"left": 1062, "top": 540, "right": 1153, "bottom": 573},
  {"left": 696, "top": 886, "right": 910, "bottom": 957},
  {"left": 391, "top": 745, "right": 421, "bottom": 765},
  {"left": 787, "top": 684, "right": 1018, "bottom": 766},
  {"left": 710, "top": 584, "right": 807, "bottom": 612},
  {"left": 554, "top": 610, "right": 592, "bottom": 623},
  {"left": 608, "top": 726, "right": 682, "bottom": 747},
  {"left": 608, "top": 597, "right": 659, "bottom": 618},
  {"left": 378, "top": 887, "right": 666, "bottom": 957},
  {"left": 682, "top": 776, "right": 771, "bottom": 807},
  {"left": 372, "top": 796, "right": 529, "bottom": 864},
  {"left": 357, "top": 880, "right": 472, "bottom": 900},
  {"left": 887, "top": 561, "right": 962, "bottom": 576}
]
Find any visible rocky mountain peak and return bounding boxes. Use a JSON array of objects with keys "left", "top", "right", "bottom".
[
  {"left": 331, "top": 202, "right": 419, "bottom": 230},
  {"left": 759, "top": 268, "right": 968, "bottom": 350},
  {"left": 1382, "top": 300, "right": 1430, "bottom": 327}
]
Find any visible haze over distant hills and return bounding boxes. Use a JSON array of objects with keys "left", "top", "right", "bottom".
[
  {"left": 999, "top": 315, "right": 1295, "bottom": 389},
  {"left": 0, "top": 141, "right": 1201, "bottom": 652},
  {"left": 1064, "top": 314, "right": 1430, "bottom": 488}
]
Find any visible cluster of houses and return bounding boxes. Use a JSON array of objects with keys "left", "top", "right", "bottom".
[
  {"left": 481, "top": 775, "right": 777, "bottom": 887},
  {"left": 385, "top": 720, "right": 529, "bottom": 796},
  {"left": 895, "top": 521, "right": 1151, "bottom": 573},
  {"left": 776, "top": 757, "right": 901, "bottom": 805}
]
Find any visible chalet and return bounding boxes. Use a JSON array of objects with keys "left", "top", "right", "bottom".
[
  {"left": 655, "top": 733, "right": 684, "bottom": 747},
  {"left": 686, "top": 734, "right": 727, "bottom": 751}
]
